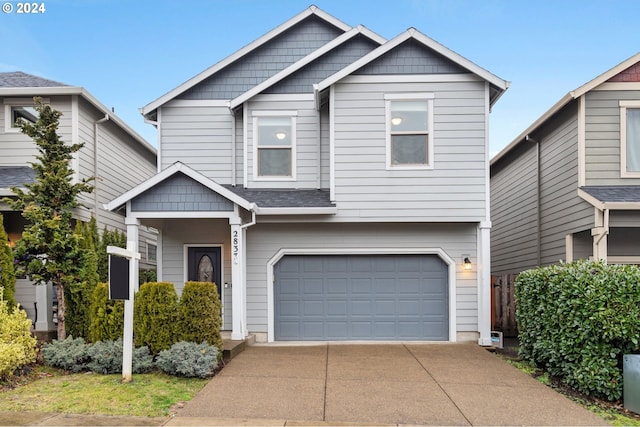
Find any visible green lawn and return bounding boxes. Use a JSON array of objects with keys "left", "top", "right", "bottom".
[{"left": 0, "top": 367, "right": 207, "bottom": 417}]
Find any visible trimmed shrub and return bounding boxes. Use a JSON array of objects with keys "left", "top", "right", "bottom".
[
  {"left": 516, "top": 260, "right": 640, "bottom": 400},
  {"left": 89, "top": 282, "right": 124, "bottom": 343},
  {"left": 0, "top": 296, "right": 37, "bottom": 379},
  {"left": 134, "top": 282, "right": 178, "bottom": 354},
  {"left": 42, "top": 336, "right": 91, "bottom": 373},
  {"left": 156, "top": 341, "right": 219, "bottom": 378},
  {"left": 177, "top": 281, "right": 223, "bottom": 354},
  {"left": 0, "top": 214, "right": 16, "bottom": 311},
  {"left": 87, "top": 338, "right": 153, "bottom": 374}
]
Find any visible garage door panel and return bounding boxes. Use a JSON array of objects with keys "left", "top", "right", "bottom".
[{"left": 274, "top": 254, "right": 448, "bottom": 341}]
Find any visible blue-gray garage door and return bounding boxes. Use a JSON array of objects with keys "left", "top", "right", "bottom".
[{"left": 274, "top": 254, "right": 448, "bottom": 341}]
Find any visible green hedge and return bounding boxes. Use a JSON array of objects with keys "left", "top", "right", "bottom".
[
  {"left": 177, "top": 281, "right": 223, "bottom": 354},
  {"left": 516, "top": 260, "right": 640, "bottom": 400},
  {"left": 89, "top": 282, "right": 124, "bottom": 343},
  {"left": 134, "top": 282, "right": 178, "bottom": 354}
]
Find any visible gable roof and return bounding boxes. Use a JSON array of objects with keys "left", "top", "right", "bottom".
[
  {"left": 0, "top": 72, "right": 156, "bottom": 157},
  {"left": 491, "top": 51, "right": 640, "bottom": 166},
  {"left": 229, "top": 25, "right": 385, "bottom": 109},
  {"left": 141, "top": 5, "right": 352, "bottom": 118},
  {"left": 314, "top": 28, "right": 509, "bottom": 105}
]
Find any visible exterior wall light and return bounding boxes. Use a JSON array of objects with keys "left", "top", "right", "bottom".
[
  {"left": 391, "top": 117, "right": 402, "bottom": 126},
  {"left": 463, "top": 257, "right": 472, "bottom": 270},
  {"left": 275, "top": 132, "right": 287, "bottom": 140}
]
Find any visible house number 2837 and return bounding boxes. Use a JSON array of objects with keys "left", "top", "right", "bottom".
[{"left": 232, "top": 230, "right": 239, "bottom": 264}]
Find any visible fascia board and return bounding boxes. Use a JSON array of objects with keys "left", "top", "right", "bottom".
[
  {"left": 141, "top": 5, "right": 352, "bottom": 117},
  {"left": 104, "top": 162, "right": 253, "bottom": 213},
  {"left": 254, "top": 206, "right": 338, "bottom": 215}
]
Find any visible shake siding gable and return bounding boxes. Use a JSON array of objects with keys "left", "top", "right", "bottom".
[
  {"left": 332, "top": 79, "right": 487, "bottom": 221},
  {"left": 178, "top": 16, "right": 345, "bottom": 100},
  {"left": 585, "top": 89, "right": 640, "bottom": 186}
]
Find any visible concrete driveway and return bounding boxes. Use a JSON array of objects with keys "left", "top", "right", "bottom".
[{"left": 170, "top": 343, "right": 608, "bottom": 426}]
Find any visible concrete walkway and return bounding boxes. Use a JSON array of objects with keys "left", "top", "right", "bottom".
[
  {"left": 170, "top": 343, "right": 608, "bottom": 426},
  {"left": 0, "top": 343, "right": 609, "bottom": 426}
]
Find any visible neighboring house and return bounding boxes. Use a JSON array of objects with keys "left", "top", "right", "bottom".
[
  {"left": 106, "top": 6, "right": 508, "bottom": 345},
  {"left": 491, "top": 52, "right": 640, "bottom": 277},
  {"left": 0, "top": 72, "right": 158, "bottom": 337}
]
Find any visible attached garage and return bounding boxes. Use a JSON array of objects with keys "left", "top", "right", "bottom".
[{"left": 274, "top": 254, "right": 449, "bottom": 341}]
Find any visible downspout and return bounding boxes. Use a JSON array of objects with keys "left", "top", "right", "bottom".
[
  {"left": 229, "top": 104, "right": 237, "bottom": 187},
  {"left": 526, "top": 134, "right": 542, "bottom": 265},
  {"left": 94, "top": 114, "right": 110, "bottom": 222}
]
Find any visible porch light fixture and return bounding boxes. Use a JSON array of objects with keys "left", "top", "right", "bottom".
[
  {"left": 391, "top": 117, "right": 402, "bottom": 126},
  {"left": 463, "top": 257, "right": 472, "bottom": 270},
  {"left": 275, "top": 131, "right": 287, "bottom": 140}
]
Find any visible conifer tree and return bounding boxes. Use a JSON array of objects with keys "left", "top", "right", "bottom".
[
  {"left": 0, "top": 213, "right": 16, "bottom": 311},
  {"left": 3, "top": 98, "right": 93, "bottom": 339}
]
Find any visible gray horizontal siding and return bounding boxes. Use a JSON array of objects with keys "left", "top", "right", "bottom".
[
  {"left": 333, "top": 80, "right": 488, "bottom": 222},
  {"left": 246, "top": 222, "right": 479, "bottom": 334},
  {"left": 585, "top": 89, "right": 640, "bottom": 186},
  {"left": 179, "top": 16, "right": 344, "bottom": 100},
  {"left": 160, "top": 105, "right": 234, "bottom": 183},
  {"left": 490, "top": 142, "right": 539, "bottom": 275},
  {"left": 246, "top": 97, "right": 321, "bottom": 189}
]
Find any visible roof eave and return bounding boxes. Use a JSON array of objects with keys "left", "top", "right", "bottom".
[
  {"left": 254, "top": 206, "right": 338, "bottom": 215},
  {"left": 141, "top": 5, "right": 353, "bottom": 118}
]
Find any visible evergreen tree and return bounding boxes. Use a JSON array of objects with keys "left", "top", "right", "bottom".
[
  {"left": 97, "top": 226, "right": 125, "bottom": 282},
  {"left": 3, "top": 98, "right": 93, "bottom": 339},
  {"left": 0, "top": 213, "right": 16, "bottom": 311}
]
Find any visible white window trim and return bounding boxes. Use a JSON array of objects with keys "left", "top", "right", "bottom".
[
  {"left": 619, "top": 100, "right": 640, "bottom": 178},
  {"left": 3, "top": 98, "right": 49, "bottom": 133},
  {"left": 384, "top": 93, "right": 435, "bottom": 170},
  {"left": 252, "top": 111, "right": 297, "bottom": 181}
]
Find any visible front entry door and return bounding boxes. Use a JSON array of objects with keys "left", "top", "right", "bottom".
[{"left": 187, "top": 247, "right": 222, "bottom": 298}]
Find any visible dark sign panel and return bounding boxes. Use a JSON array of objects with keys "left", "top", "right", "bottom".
[{"left": 109, "top": 255, "right": 130, "bottom": 300}]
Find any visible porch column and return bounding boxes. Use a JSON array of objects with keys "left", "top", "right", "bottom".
[
  {"left": 230, "top": 219, "right": 246, "bottom": 340},
  {"left": 592, "top": 208, "right": 609, "bottom": 262},
  {"left": 478, "top": 222, "right": 492, "bottom": 346},
  {"left": 34, "top": 282, "right": 53, "bottom": 331}
]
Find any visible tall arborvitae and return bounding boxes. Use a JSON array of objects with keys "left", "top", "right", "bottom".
[{"left": 0, "top": 213, "right": 16, "bottom": 311}]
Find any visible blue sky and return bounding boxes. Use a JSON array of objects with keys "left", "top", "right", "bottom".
[{"left": 1, "top": 0, "right": 639, "bottom": 156}]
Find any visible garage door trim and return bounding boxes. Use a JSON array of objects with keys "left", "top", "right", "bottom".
[{"left": 266, "top": 248, "right": 457, "bottom": 342}]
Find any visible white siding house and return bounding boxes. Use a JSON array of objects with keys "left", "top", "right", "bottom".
[
  {"left": 0, "top": 72, "right": 157, "bottom": 337},
  {"left": 107, "top": 6, "right": 508, "bottom": 345}
]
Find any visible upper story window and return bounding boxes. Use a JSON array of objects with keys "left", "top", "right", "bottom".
[
  {"left": 620, "top": 100, "right": 640, "bottom": 177},
  {"left": 4, "top": 98, "right": 45, "bottom": 133},
  {"left": 385, "top": 94, "right": 434, "bottom": 170},
  {"left": 253, "top": 112, "right": 296, "bottom": 180}
]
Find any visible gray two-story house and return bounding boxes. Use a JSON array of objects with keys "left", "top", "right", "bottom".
[
  {"left": 0, "top": 72, "right": 158, "bottom": 336},
  {"left": 492, "top": 52, "right": 640, "bottom": 276},
  {"left": 106, "top": 6, "right": 508, "bottom": 345}
]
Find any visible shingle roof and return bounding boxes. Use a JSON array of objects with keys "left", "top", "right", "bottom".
[
  {"left": 0, "top": 71, "right": 68, "bottom": 88},
  {"left": 0, "top": 166, "right": 36, "bottom": 188},
  {"left": 223, "top": 186, "right": 334, "bottom": 208},
  {"left": 580, "top": 186, "right": 640, "bottom": 203}
]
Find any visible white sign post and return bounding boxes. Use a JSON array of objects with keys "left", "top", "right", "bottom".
[{"left": 107, "top": 243, "right": 140, "bottom": 383}]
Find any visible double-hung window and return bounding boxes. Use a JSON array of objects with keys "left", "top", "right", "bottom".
[
  {"left": 253, "top": 113, "right": 296, "bottom": 180},
  {"left": 620, "top": 100, "right": 640, "bottom": 177},
  {"left": 385, "top": 94, "right": 434, "bottom": 169},
  {"left": 4, "top": 98, "right": 42, "bottom": 132}
]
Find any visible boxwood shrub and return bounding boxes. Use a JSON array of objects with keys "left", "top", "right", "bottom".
[
  {"left": 177, "top": 281, "right": 223, "bottom": 354},
  {"left": 516, "top": 260, "right": 640, "bottom": 400}
]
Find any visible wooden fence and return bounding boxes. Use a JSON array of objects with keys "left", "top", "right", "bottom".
[{"left": 491, "top": 274, "right": 518, "bottom": 337}]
